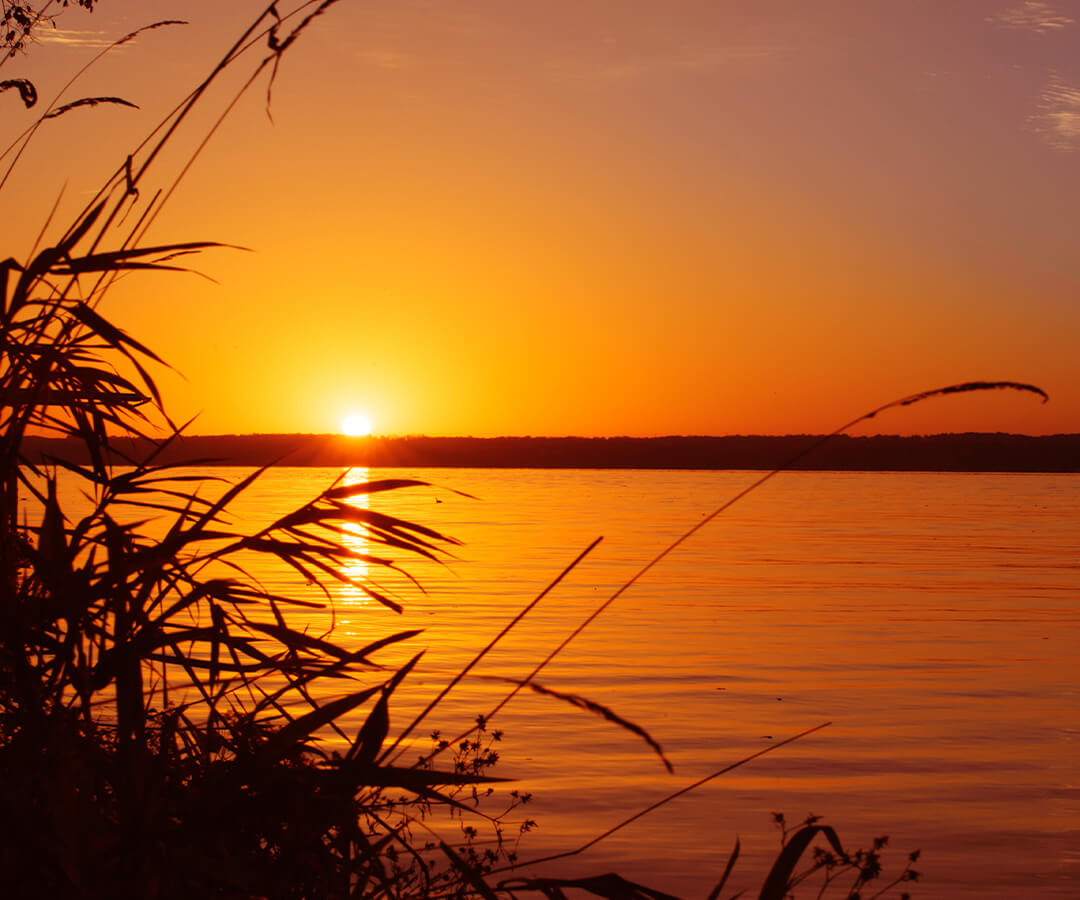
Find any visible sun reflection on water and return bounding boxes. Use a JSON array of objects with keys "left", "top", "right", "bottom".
[{"left": 337, "top": 466, "right": 371, "bottom": 611}]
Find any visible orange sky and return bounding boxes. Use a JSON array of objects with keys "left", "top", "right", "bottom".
[{"left": 3, "top": 1, "right": 1079, "bottom": 436}]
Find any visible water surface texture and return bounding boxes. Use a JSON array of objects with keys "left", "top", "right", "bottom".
[{"left": 82, "top": 467, "right": 1080, "bottom": 898}]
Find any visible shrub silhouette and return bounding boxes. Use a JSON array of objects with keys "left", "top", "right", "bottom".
[{"left": 0, "top": 5, "right": 522, "bottom": 896}]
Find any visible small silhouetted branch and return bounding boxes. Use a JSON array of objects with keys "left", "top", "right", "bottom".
[
  {"left": 0, "top": 77, "right": 35, "bottom": 106},
  {"left": 42, "top": 95, "right": 137, "bottom": 118}
]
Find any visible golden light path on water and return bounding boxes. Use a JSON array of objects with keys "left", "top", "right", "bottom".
[{"left": 336, "top": 466, "right": 372, "bottom": 616}]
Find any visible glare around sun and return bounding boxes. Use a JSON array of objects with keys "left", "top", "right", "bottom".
[{"left": 342, "top": 414, "right": 372, "bottom": 437}]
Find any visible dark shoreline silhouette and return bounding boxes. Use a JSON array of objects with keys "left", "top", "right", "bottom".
[{"left": 23, "top": 432, "right": 1080, "bottom": 472}]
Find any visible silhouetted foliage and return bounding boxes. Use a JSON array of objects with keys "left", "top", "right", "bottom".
[
  {"left": 2, "top": 1, "right": 98, "bottom": 59},
  {"left": 0, "top": 4, "right": 526, "bottom": 896}
]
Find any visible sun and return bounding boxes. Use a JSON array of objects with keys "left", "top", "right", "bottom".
[{"left": 341, "top": 413, "right": 372, "bottom": 437}]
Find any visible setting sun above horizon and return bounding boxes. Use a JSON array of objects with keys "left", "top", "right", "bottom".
[
  {"left": 5, "top": 0, "right": 1079, "bottom": 438},
  {"left": 341, "top": 414, "right": 373, "bottom": 437}
]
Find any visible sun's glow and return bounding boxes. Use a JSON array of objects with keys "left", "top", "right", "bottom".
[{"left": 342, "top": 413, "right": 373, "bottom": 437}]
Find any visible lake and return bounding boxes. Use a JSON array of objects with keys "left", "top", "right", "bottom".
[{"left": 64, "top": 466, "right": 1080, "bottom": 898}]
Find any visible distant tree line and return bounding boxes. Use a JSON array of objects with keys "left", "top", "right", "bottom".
[{"left": 23, "top": 432, "right": 1080, "bottom": 471}]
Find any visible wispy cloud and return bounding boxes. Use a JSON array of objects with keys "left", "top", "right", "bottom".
[
  {"left": 354, "top": 48, "right": 415, "bottom": 71},
  {"left": 1033, "top": 74, "right": 1080, "bottom": 150},
  {"left": 987, "top": 2, "right": 1073, "bottom": 34},
  {"left": 34, "top": 28, "right": 115, "bottom": 48},
  {"left": 552, "top": 43, "right": 779, "bottom": 86},
  {"left": 673, "top": 45, "right": 778, "bottom": 73}
]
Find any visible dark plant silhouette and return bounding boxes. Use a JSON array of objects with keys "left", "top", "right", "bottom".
[{"left": 0, "top": 5, "right": 534, "bottom": 896}]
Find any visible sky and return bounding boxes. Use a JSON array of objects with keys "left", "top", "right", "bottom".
[{"left": 3, "top": 0, "right": 1079, "bottom": 437}]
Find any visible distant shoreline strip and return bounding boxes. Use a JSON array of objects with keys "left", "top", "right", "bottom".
[{"left": 22, "top": 433, "right": 1080, "bottom": 473}]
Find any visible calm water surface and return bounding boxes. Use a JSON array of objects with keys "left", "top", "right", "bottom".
[{"left": 75, "top": 467, "right": 1080, "bottom": 897}]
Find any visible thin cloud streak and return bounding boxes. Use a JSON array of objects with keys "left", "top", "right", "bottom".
[
  {"left": 551, "top": 43, "right": 779, "bottom": 85},
  {"left": 353, "top": 48, "right": 415, "bottom": 71},
  {"left": 674, "top": 45, "right": 778, "bottom": 73},
  {"left": 987, "top": 1, "right": 1073, "bottom": 34},
  {"left": 34, "top": 28, "right": 115, "bottom": 48},
  {"left": 1034, "top": 74, "right": 1080, "bottom": 150}
]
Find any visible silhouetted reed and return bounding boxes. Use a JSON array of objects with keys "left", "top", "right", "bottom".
[{"left": 1, "top": 3, "right": 1047, "bottom": 897}]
